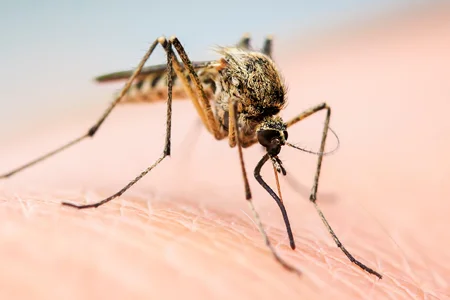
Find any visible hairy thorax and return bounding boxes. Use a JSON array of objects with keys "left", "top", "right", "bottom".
[{"left": 213, "top": 48, "right": 287, "bottom": 146}]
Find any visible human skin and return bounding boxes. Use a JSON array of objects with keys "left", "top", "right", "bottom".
[{"left": 1, "top": 7, "right": 449, "bottom": 300}]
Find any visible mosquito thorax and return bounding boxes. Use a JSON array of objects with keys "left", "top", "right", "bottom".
[{"left": 257, "top": 116, "right": 288, "bottom": 156}]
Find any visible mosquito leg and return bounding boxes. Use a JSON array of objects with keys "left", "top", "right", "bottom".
[
  {"left": 285, "top": 102, "right": 329, "bottom": 128},
  {"left": 228, "top": 100, "right": 301, "bottom": 276},
  {"left": 262, "top": 35, "right": 273, "bottom": 58},
  {"left": 287, "top": 103, "right": 382, "bottom": 279},
  {"left": 168, "top": 47, "right": 211, "bottom": 135},
  {"left": 0, "top": 38, "right": 163, "bottom": 179},
  {"left": 170, "top": 37, "right": 223, "bottom": 140},
  {"left": 62, "top": 37, "right": 175, "bottom": 209},
  {"left": 236, "top": 33, "right": 251, "bottom": 50}
]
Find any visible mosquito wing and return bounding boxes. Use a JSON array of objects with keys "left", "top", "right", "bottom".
[{"left": 96, "top": 61, "right": 218, "bottom": 104}]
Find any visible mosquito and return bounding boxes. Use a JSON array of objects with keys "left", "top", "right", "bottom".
[{"left": 0, "top": 34, "right": 382, "bottom": 279}]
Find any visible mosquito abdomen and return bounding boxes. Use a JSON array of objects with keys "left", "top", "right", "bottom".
[{"left": 96, "top": 63, "right": 218, "bottom": 104}]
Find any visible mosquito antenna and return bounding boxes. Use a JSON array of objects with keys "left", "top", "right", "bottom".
[
  {"left": 254, "top": 154, "right": 295, "bottom": 249},
  {"left": 286, "top": 126, "right": 340, "bottom": 156}
]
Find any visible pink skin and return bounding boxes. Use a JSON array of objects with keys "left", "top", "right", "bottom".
[{"left": 1, "top": 7, "right": 449, "bottom": 300}]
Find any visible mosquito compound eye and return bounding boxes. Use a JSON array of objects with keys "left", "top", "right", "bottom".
[
  {"left": 283, "top": 130, "right": 288, "bottom": 141},
  {"left": 257, "top": 130, "right": 279, "bottom": 147}
]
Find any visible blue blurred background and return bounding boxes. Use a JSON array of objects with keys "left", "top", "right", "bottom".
[{"left": 0, "top": 0, "right": 433, "bottom": 140}]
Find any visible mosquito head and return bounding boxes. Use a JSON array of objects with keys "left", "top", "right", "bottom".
[
  {"left": 257, "top": 116, "right": 288, "bottom": 156},
  {"left": 257, "top": 130, "right": 287, "bottom": 156}
]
